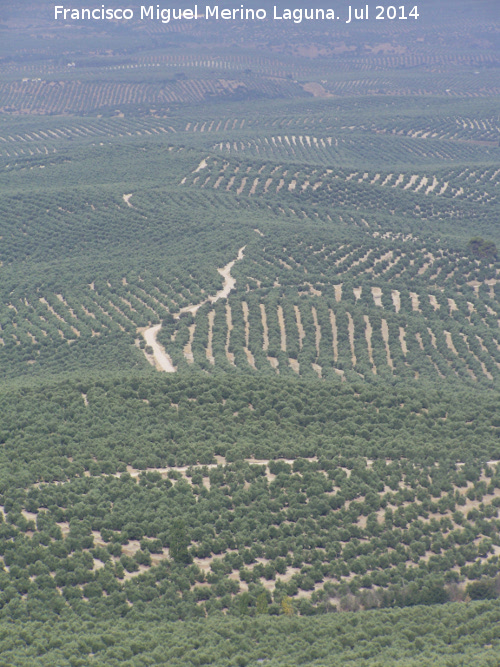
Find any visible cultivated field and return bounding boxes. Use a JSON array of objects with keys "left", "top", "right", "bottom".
[{"left": 0, "top": 2, "right": 499, "bottom": 663}]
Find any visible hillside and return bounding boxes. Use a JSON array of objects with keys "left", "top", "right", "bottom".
[{"left": 0, "top": 1, "right": 499, "bottom": 664}]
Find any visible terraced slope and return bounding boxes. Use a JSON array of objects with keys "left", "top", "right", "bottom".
[
  {"left": 155, "top": 235, "right": 499, "bottom": 386},
  {"left": 1, "top": 375, "right": 500, "bottom": 619},
  {"left": 0, "top": 2, "right": 500, "bottom": 652}
]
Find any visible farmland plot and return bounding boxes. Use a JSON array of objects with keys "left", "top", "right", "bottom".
[
  {"left": 2, "top": 372, "right": 500, "bottom": 618},
  {"left": 181, "top": 157, "right": 499, "bottom": 204},
  {"left": 147, "top": 234, "right": 500, "bottom": 387},
  {"left": 1, "top": 0, "right": 500, "bottom": 638},
  {"left": 0, "top": 76, "right": 306, "bottom": 115},
  {"left": 178, "top": 155, "right": 499, "bottom": 240}
]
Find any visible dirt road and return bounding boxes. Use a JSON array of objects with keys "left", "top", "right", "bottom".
[{"left": 140, "top": 247, "right": 245, "bottom": 372}]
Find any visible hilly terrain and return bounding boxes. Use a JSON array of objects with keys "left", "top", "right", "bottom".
[{"left": 0, "top": 2, "right": 499, "bottom": 665}]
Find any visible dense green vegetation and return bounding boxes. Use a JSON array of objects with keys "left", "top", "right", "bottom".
[
  {"left": 0, "top": 1, "right": 499, "bottom": 663},
  {"left": 2, "top": 601, "right": 500, "bottom": 665},
  {"left": 468, "top": 237, "right": 498, "bottom": 261},
  {"left": 1, "top": 375, "right": 500, "bottom": 659}
]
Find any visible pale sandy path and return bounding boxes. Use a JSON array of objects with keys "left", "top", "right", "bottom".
[
  {"left": 142, "top": 323, "right": 176, "bottom": 372},
  {"left": 210, "top": 246, "right": 245, "bottom": 302},
  {"left": 140, "top": 247, "right": 245, "bottom": 372}
]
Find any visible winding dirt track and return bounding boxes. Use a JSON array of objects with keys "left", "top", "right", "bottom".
[
  {"left": 142, "top": 323, "right": 176, "bottom": 373},
  {"left": 140, "top": 247, "right": 245, "bottom": 372}
]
